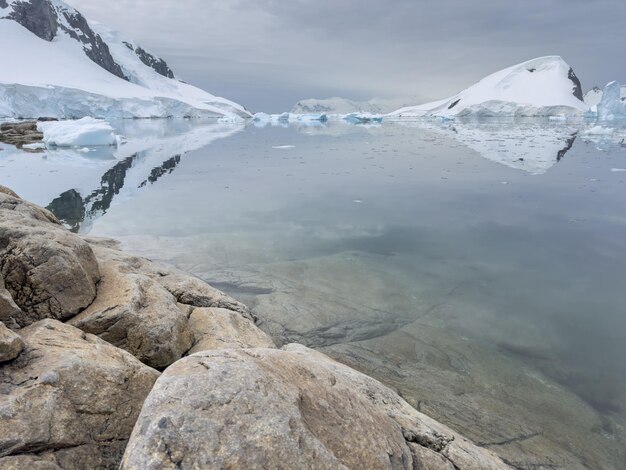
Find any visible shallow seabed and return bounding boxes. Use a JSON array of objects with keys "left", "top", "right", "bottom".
[{"left": 2, "top": 117, "right": 626, "bottom": 469}]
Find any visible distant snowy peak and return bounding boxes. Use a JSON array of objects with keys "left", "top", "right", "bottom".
[
  {"left": 292, "top": 98, "right": 385, "bottom": 115},
  {"left": 389, "top": 56, "right": 588, "bottom": 118},
  {"left": 292, "top": 97, "right": 409, "bottom": 115},
  {"left": 0, "top": 0, "right": 249, "bottom": 119}
]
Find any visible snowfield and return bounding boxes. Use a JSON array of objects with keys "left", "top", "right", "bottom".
[
  {"left": 388, "top": 56, "right": 588, "bottom": 118},
  {"left": 0, "top": 1, "right": 249, "bottom": 119}
]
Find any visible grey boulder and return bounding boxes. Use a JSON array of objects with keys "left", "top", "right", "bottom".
[
  {"left": 0, "top": 322, "right": 23, "bottom": 362},
  {"left": 0, "top": 320, "right": 159, "bottom": 469},
  {"left": 186, "top": 306, "right": 275, "bottom": 354},
  {"left": 121, "top": 345, "right": 510, "bottom": 470},
  {"left": 0, "top": 188, "right": 100, "bottom": 328}
]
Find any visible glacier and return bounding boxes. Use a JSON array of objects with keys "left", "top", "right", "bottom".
[
  {"left": 387, "top": 56, "right": 588, "bottom": 119},
  {"left": 0, "top": 0, "right": 250, "bottom": 119}
]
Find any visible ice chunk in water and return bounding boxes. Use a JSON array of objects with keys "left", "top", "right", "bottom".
[
  {"left": 597, "top": 81, "right": 626, "bottom": 121},
  {"left": 38, "top": 117, "right": 120, "bottom": 147}
]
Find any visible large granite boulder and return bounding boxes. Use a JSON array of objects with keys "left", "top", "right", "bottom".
[
  {"left": 186, "top": 306, "right": 275, "bottom": 354},
  {"left": 0, "top": 320, "right": 159, "bottom": 469},
  {"left": 0, "top": 188, "right": 100, "bottom": 328},
  {"left": 121, "top": 345, "right": 510, "bottom": 470}
]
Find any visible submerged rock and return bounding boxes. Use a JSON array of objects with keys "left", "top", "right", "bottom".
[
  {"left": 121, "top": 345, "right": 509, "bottom": 470},
  {"left": 0, "top": 320, "right": 159, "bottom": 469}
]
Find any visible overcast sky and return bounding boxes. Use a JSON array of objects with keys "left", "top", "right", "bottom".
[{"left": 69, "top": 0, "right": 626, "bottom": 113}]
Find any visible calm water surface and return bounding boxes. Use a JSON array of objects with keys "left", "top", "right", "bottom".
[{"left": 2, "top": 118, "right": 625, "bottom": 467}]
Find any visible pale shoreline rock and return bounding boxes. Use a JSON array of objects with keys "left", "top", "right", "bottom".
[
  {"left": 121, "top": 345, "right": 510, "bottom": 470},
  {"left": 0, "top": 322, "right": 23, "bottom": 362},
  {"left": 0, "top": 320, "right": 159, "bottom": 469}
]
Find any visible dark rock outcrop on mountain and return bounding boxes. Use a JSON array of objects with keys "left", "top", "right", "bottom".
[
  {"left": 56, "top": 3, "right": 128, "bottom": 80},
  {"left": 124, "top": 41, "right": 175, "bottom": 79},
  {"left": 4, "top": 0, "right": 127, "bottom": 80},
  {"left": 5, "top": 0, "right": 57, "bottom": 41},
  {"left": 568, "top": 67, "right": 584, "bottom": 101}
]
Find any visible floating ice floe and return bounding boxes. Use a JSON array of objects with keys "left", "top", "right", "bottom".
[
  {"left": 38, "top": 118, "right": 122, "bottom": 147},
  {"left": 343, "top": 113, "right": 383, "bottom": 125},
  {"left": 22, "top": 142, "right": 46, "bottom": 150}
]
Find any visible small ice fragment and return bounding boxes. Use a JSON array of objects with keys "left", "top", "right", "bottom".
[
  {"left": 353, "top": 199, "right": 363, "bottom": 203},
  {"left": 611, "top": 168, "right": 626, "bottom": 172},
  {"left": 272, "top": 145, "right": 295, "bottom": 149},
  {"left": 22, "top": 142, "right": 46, "bottom": 150}
]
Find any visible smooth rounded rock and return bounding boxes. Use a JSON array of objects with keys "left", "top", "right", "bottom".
[
  {"left": 0, "top": 319, "right": 159, "bottom": 469},
  {"left": 121, "top": 345, "right": 509, "bottom": 470}
]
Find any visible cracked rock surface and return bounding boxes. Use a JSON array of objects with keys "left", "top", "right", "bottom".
[
  {"left": 0, "top": 319, "right": 159, "bottom": 469},
  {"left": 0, "top": 187, "right": 100, "bottom": 328},
  {"left": 121, "top": 344, "right": 509, "bottom": 470}
]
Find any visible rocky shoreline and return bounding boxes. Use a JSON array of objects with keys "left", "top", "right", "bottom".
[{"left": 0, "top": 185, "right": 510, "bottom": 469}]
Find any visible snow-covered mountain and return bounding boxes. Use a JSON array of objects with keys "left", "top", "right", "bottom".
[
  {"left": 0, "top": 0, "right": 250, "bottom": 119},
  {"left": 291, "top": 97, "right": 407, "bottom": 115},
  {"left": 388, "top": 56, "right": 587, "bottom": 118}
]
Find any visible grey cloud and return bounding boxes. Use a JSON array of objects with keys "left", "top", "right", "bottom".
[{"left": 68, "top": 0, "right": 626, "bottom": 112}]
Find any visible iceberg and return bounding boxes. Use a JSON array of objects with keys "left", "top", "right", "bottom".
[
  {"left": 38, "top": 118, "right": 119, "bottom": 147},
  {"left": 596, "top": 81, "right": 626, "bottom": 121},
  {"left": 343, "top": 113, "right": 383, "bottom": 125},
  {"left": 388, "top": 56, "right": 588, "bottom": 118}
]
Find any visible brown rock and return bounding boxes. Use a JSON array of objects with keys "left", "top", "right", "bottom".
[
  {"left": 0, "top": 191, "right": 100, "bottom": 328},
  {"left": 84, "top": 237, "right": 252, "bottom": 320},
  {"left": 121, "top": 345, "right": 510, "bottom": 470},
  {"left": 69, "top": 258, "right": 194, "bottom": 369},
  {"left": 0, "top": 274, "right": 22, "bottom": 329},
  {"left": 187, "top": 307, "right": 275, "bottom": 354},
  {"left": 0, "top": 322, "right": 23, "bottom": 362},
  {"left": 0, "top": 320, "right": 159, "bottom": 469}
]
